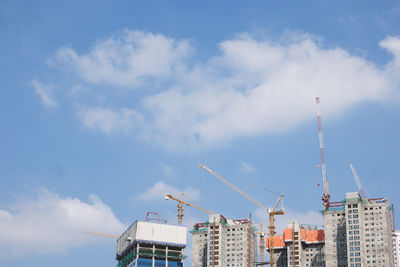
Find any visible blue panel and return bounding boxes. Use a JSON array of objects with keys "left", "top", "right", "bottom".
[
  {"left": 167, "top": 262, "right": 183, "bottom": 267},
  {"left": 137, "top": 258, "right": 153, "bottom": 267},
  {"left": 155, "top": 259, "right": 166, "bottom": 267}
]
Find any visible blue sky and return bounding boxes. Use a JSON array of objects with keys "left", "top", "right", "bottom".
[{"left": 1, "top": 1, "right": 400, "bottom": 266}]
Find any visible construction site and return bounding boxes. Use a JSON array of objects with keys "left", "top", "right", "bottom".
[{"left": 85, "top": 97, "right": 398, "bottom": 267}]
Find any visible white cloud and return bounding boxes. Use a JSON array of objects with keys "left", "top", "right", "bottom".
[
  {"left": 78, "top": 107, "right": 142, "bottom": 134},
  {"left": 52, "top": 30, "right": 191, "bottom": 87},
  {"left": 380, "top": 36, "right": 400, "bottom": 89},
  {"left": 0, "top": 189, "right": 125, "bottom": 257},
  {"left": 32, "top": 80, "right": 58, "bottom": 107},
  {"left": 136, "top": 181, "right": 200, "bottom": 202},
  {"left": 140, "top": 35, "right": 399, "bottom": 149},
  {"left": 48, "top": 31, "right": 400, "bottom": 149},
  {"left": 240, "top": 161, "right": 256, "bottom": 173},
  {"left": 380, "top": 36, "right": 400, "bottom": 57}
]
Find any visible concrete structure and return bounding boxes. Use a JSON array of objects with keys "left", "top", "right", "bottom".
[
  {"left": 191, "top": 214, "right": 257, "bottom": 267},
  {"left": 324, "top": 192, "right": 394, "bottom": 267},
  {"left": 116, "top": 220, "right": 187, "bottom": 267},
  {"left": 393, "top": 229, "right": 400, "bottom": 267},
  {"left": 266, "top": 221, "right": 325, "bottom": 267}
]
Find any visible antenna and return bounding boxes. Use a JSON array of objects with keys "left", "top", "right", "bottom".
[{"left": 316, "top": 97, "right": 330, "bottom": 208}]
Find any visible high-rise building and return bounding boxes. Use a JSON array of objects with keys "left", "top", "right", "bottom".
[
  {"left": 191, "top": 214, "right": 257, "bottom": 267},
  {"left": 324, "top": 192, "right": 394, "bottom": 267},
  {"left": 266, "top": 221, "right": 325, "bottom": 267},
  {"left": 393, "top": 229, "right": 400, "bottom": 267},
  {"left": 116, "top": 220, "right": 187, "bottom": 267}
]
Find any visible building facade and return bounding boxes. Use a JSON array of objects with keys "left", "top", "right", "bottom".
[
  {"left": 393, "top": 229, "right": 400, "bottom": 267},
  {"left": 266, "top": 221, "right": 325, "bottom": 267},
  {"left": 324, "top": 192, "right": 394, "bottom": 267},
  {"left": 116, "top": 221, "right": 187, "bottom": 267},
  {"left": 191, "top": 214, "right": 257, "bottom": 267}
]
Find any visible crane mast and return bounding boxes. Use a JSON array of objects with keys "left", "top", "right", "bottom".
[
  {"left": 199, "top": 164, "right": 284, "bottom": 267},
  {"left": 256, "top": 224, "right": 266, "bottom": 265},
  {"left": 316, "top": 97, "right": 330, "bottom": 209}
]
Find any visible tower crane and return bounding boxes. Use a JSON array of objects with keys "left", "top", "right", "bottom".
[
  {"left": 199, "top": 164, "right": 284, "bottom": 267},
  {"left": 315, "top": 97, "right": 331, "bottom": 209},
  {"left": 349, "top": 163, "right": 368, "bottom": 198},
  {"left": 165, "top": 193, "right": 215, "bottom": 224}
]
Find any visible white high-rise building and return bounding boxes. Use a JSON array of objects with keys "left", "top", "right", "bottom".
[
  {"left": 393, "top": 229, "right": 400, "bottom": 267},
  {"left": 191, "top": 214, "right": 257, "bottom": 267},
  {"left": 324, "top": 192, "right": 394, "bottom": 267}
]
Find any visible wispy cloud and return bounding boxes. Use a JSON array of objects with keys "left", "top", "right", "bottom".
[
  {"left": 136, "top": 181, "right": 200, "bottom": 202},
  {"left": 162, "top": 164, "right": 176, "bottom": 177},
  {"left": 78, "top": 107, "right": 142, "bottom": 134},
  {"left": 240, "top": 161, "right": 256, "bottom": 173},
  {"left": 31, "top": 80, "right": 58, "bottom": 107},
  {"left": 0, "top": 188, "right": 125, "bottom": 257},
  {"left": 46, "top": 31, "right": 400, "bottom": 150}
]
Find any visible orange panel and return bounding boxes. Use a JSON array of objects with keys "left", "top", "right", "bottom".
[
  {"left": 283, "top": 228, "right": 293, "bottom": 241},
  {"left": 300, "top": 229, "right": 306, "bottom": 241},
  {"left": 266, "top": 236, "right": 285, "bottom": 249},
  {"left": 307, "top": 230, "right": 312, "bottom": 242},
  {"left": 317, "top": 230, "right": 325, "bottom": 241},
  {"left": 311, "top": 230, "right": 317, "bottom": 242}
]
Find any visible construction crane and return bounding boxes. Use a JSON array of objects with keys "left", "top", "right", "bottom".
[
  {"left": 255, "top": 223, "right": 266, "bottom": 266},
  {"left": 349, "top": 163, "right": 368, "bottom": 198},
  {"left": 267, "top": 194, "right": 285, "bottom": 267},
  {"left": 199, "top": 164, "right": 284, "bottom": 267},
  {"left": 165, "top": 193, "right": 215, "bottom": 224},
  {"left": 315, "top": 97, "right": 331, "bottom": 209},
  {"left": 84, "top": 230, "right": 119, "bottom": 239}
]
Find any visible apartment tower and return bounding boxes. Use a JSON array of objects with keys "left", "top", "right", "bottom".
[
  {"left": 266, "top": 221, "right": 325, "bottom": 267},
  {"left": 324, "top": 192, "right": 394, "bottom": 267},
  {"left": 191, "top": 214, "right": 257, "bottom": 267}
]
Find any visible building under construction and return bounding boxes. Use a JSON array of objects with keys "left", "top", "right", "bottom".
[
  {"left": 191, "top": 214, "right": 257, "bottom": 267},
  {"left": 312, "top": 97, "right": 396, "bottom": 266},
  {"left": 324, "top": 192, "right": 394, "bottom": 267},
  {"left": 394, "top": 230, "right": 400, "bottom": 267},
  {"left": 116, "top": 219, "right": 187, "bottom": 267},
  {"left": 266, "top": 221, "right": 325, "bottom": 267}
]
